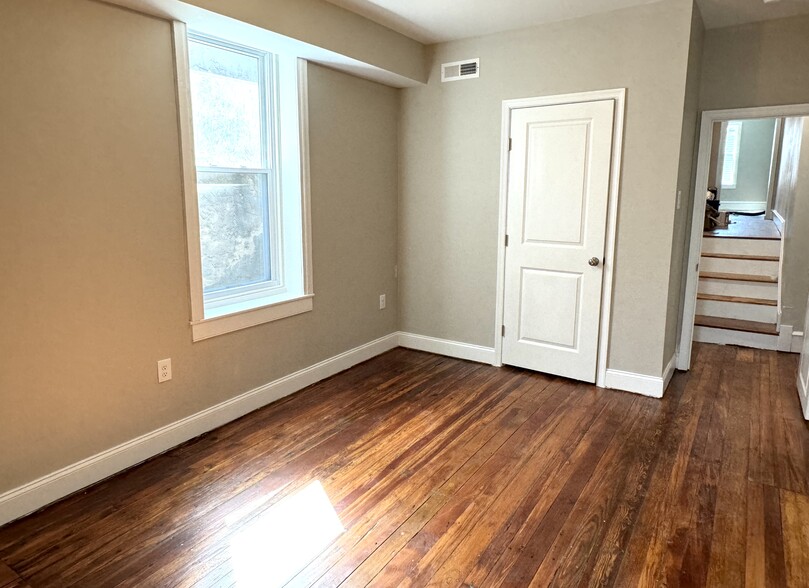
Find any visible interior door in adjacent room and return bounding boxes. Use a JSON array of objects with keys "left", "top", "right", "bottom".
[{"left": 501, "top": 99, "right": 615, "bottom": 383}]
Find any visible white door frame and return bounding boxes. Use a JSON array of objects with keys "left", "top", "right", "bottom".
[
  {"left": 493, "top": 88, "right": 626, "bottom": 388},
  {"left": 677, "top": 103, "right": 809, "bottom": 371}
]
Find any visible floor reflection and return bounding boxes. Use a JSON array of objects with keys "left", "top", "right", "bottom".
[{"left": 229, "top": 480, "right": 344, "bottom": 587}]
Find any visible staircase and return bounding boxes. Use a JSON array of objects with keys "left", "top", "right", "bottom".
[{"left": 694, "top": 233, "right": 781, "bottom": 350}]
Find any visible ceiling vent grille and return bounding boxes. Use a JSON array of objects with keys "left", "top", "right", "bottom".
[{"left": 441, "top": 58, "right": 480, "bottom": 82}]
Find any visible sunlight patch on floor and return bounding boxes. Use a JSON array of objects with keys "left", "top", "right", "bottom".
[{"left": 229, "top": 480, "right": 344, "bottom": 587}]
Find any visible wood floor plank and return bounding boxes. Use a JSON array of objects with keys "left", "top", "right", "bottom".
[
  {"left": 705, "top": 347, "right": 755, "bottom": 587},
  {"left": 424, "top": 385, "right": 625, "bottom": 588},
  {"left": 0, "top": 343, "right": 807, "bottom": 587},
  {"left": 763, "top": 484, "right": 788, "bottom": 587},
  {"left": 611, "top": 343, "right": 723, "bottom": 586},
  {"left": 745, "top": 482, "right": 767, "bottom": 588},
  {"left": 365, "top": 381, "right": 612, "bottom": 587},
  {"left": 0, "top": 562, "right": 22, "bottom": 588},
  {"left": 523, "top": 395, "right": 657, "bottom": 587},
  {"left": 68, "top": 359, "right": 497, "bottom": 587},
  {"left": 780, "top": 489, "right": 809, "bottom": 588}
]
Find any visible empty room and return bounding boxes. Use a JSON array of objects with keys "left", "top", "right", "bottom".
[{"left": 2, "top": 0, "right": 809, "bottom": 586}]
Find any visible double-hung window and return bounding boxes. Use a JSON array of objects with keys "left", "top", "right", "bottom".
[
  {"left": 720, "top": 120, "right": 742, "bottom": 189},
  {"left": 176, "top": 26, "right": 312, "bottom": 341}
]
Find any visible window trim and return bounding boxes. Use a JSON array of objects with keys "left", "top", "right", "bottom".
[{"left": 172, "top": 21, "right": 313, "bottom": 342}]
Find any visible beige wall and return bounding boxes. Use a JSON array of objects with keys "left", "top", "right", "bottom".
[
  {"left": 99, "top": 0, "right": 428, "bottom": 84},
  {"left": 700, "top": 15, "right": 809, "bottom": 111},
  {"left": 0, "top": 0, "right": 399, "bottom": 493},
  {"left": 664, "top": 1, "right": 705, "bottom": 367},
  {"left": 399, "top": 0, "right": 694, "bottom": 377}
]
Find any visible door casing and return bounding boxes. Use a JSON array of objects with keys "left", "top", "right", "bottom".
[{"left": 493, "top": 89, "right": 626, "bottom": 388}]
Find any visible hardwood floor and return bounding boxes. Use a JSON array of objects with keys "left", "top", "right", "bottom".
[{"left": 1, "top": 343, "right": 808, "bottom": 587}]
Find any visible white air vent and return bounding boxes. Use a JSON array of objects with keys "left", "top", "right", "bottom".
[{"left": 441, "top": 58, "right": 480, "bottom": 82}]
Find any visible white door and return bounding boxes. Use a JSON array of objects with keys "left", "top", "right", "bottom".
[{"left": 502, "top": 100, "right": 615, "bottom": 383}]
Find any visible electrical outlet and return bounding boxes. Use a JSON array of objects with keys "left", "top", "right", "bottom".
[
  {"left": 379, "top": 294, "right": 386, "bottom": 310},
  {"left": 157, "top": 358, "right": 172, "bottom": 383}
]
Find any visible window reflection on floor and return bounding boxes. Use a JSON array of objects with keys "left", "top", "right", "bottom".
[{"left": 229, "top": 480, "right": 344, "bottom": 587}]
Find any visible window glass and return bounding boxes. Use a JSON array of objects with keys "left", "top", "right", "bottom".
[
  {"left": 721, "top": 121, "right": 742, "bottom": 189},
  {"left": 197, "top": 172, "right": 271, "bottom": 292},
  {"left": 189, "top": 41, "right": 264, "bottom": 169}
]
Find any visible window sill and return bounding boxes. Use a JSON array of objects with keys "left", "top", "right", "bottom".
[{"left": 191, "top": 294, "right": 313, "bottom": 342}]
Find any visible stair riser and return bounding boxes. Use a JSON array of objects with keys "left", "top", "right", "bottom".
[
  {"left": 699, "top": 278, "right": 778, "bottom": 300},
  {"left": 700, "top": 257, "right": 779, "bottom": 277},
  {"left": 693, "top": 326, "right": 779, "bottom": 350},
  {"left": 701, "top": 238, "right": 781, "bottom": 257},
  {"left": 696, "top": 299, "right": 778, "bottom": 323}
]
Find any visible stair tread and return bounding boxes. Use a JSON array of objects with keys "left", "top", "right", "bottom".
[
  {"left": 694, "top": 314, "right": 778, "bottom": 335},
  {"left": 697, "top": 293, "right": 778, "bottom": 306},
  {"left": 700, "top": 252, "right": 779, "bottom": 262},
  {"left": 699, "top": 271, "right": 778, "bottom": 283}
]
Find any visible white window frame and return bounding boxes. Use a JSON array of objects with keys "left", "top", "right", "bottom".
[
  {"left": 720, "top": 120, "right": 742, "bottom": 189},
  {"left": 172, "top": 22, "right": 313, "bottom": 342}
]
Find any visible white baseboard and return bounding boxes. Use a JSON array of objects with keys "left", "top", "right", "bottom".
[
  {"left": 662, "top": 354, "right": 677, "bottom": 393},
  {"left": 0, "top": 333, "right": 399, "bottom": 527},
  {"left": 604, "top": 354, "right": 676, "bottom": 399},
  {"left": 791, "top": 330, "right": 804, "bottom": 354},
  {"left": 397, "top": 332, "right": 497, "bottom": 365},
  {"left": 778, "top": 325, "right": 794, "bottom": 352}
]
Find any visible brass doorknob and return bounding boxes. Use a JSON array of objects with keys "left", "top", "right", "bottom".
[{"left": 588, "top": 257, "right": 600, "bottom": 267}]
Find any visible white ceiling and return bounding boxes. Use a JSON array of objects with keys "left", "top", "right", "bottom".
[
  {"left": 324, "top": 0, "right": 661, "bottom": 44},
  {"left": 697, "top": 0, "right": 809, "bottom": 29},
  {"left": 325, "top": 0, "right": 809, "bottom": 43}
]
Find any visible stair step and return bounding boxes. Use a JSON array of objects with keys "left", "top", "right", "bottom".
[
  {"left": 700, "top": 252, "right": 779, "bottom": 262},
  {"left": 699, "top": 271, "right": 778, "bottom": 283},
  {"left": 701, "top": 237, "right": 781, "bottom": 257},
  {"left": 699, "top": 256, "right": 779, "bottom": 276},
  {"left": 693, "top": 325, "right": 779, "bottom": 350},
  {"left": 697, "top": 293, "right": 777, "bottom": 306},
  {"left": 694, "top": 315, "right": 778, "bottom": 335},
  {"left": 696, "top": 298, "right": 778, "bottom": 323}
]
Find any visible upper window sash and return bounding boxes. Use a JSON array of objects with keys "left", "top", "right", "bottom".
[{"left": 187, "top": 33, "right": 275, "bottom": 171}]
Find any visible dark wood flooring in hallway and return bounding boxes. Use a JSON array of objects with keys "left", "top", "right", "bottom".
[{"left": 1, "top": 343, "right": 808, "bottom": 587}]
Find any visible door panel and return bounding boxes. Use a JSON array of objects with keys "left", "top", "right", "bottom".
[
  {"left": 518, "top": 269, "right": 582, "bottom": 349},
  {"left": 524, "top": 122, "right": 589, "bottom": 245},
  {"left": 502, "top": 99, "right": 615, "bottom": 383}
]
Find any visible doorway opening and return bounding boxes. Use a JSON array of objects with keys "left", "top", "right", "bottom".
[{"left": 680, "top": 105, "right": 809, "bottom": 371}]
